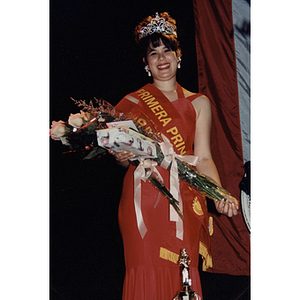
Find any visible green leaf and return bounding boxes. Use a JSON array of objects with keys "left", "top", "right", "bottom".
[{"left": 83, "top": 147, "right": 106, "bottom": 160}]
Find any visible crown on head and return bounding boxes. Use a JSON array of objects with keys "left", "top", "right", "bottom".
[{"left": 138, "top": 12, "right": 177, "bottom": 40}]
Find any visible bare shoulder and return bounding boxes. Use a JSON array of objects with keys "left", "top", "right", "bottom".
[
  {"left": 191, "top": 94, "right": 210, "bottom": 104},
  {"left": 126, "top": 95, "right": 139, "bottom": 104},
  {"left": 181, "top": 87, "right": 211, "bottom": 117},
  {"left": 191, "top": 94, "right": 211, "bottom": 118}
]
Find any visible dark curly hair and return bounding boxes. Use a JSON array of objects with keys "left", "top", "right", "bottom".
[{"left": 134, "top": 12, "right": 182, "bottom": 63}]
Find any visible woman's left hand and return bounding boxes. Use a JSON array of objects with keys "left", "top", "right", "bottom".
[{"left": 214, "top": 195, "right": 239, "bottom": 217}]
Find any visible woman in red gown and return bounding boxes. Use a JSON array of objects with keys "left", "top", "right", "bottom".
[{"left": 110, "top": 12, "right": 238, "bottom": 300}]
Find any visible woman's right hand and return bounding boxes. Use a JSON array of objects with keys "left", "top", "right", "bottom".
[{"left": 108, "top": 150, "right": 136, "bottom": 168}]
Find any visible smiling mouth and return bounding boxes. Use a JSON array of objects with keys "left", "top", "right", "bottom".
[{"left": 157, "top": 63, "right": 170, "bottom": 70}]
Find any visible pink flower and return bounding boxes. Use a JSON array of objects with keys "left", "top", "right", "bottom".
[
  {"left": 68, "top": 113, "right": 84, "bottom": 128},
  {"left": 50, "top": 120, "right": 66, "bottom": 140}
]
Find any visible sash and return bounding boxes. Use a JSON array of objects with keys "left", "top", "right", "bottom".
[
  {"left": 129, "top": 83, "right": 197, "bottom": 240},
  {"left": 131, "top": 83, "right": 190, "bottom": 156}
]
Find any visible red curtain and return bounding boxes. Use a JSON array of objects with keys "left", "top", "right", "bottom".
[{"left": 193, "top": 0, "right": 250, "bottom": 275}]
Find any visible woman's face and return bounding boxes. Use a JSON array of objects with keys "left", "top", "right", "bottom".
[{"left": 145, "top": 39, "right": 178, "bottom": 81}]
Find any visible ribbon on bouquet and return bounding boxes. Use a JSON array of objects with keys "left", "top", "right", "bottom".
[
  {"left": 134, "top": 159, "right": 163, "bottom": 239},
  {"left": 159, "top": 135, "right": 199, "bottom": 240}
]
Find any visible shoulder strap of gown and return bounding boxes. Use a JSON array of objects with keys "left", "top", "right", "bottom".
[{"left": 176, "top": 83, "right": 185, "bottom": 99}]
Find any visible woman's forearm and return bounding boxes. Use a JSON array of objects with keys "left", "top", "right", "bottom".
[{"left": 196, "top": 157, "right": 221, "bottom": 187}]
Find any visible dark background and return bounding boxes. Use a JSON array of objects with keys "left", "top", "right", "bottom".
[{"left": 50, "top": 1, "right": 250, "bottom": 299}]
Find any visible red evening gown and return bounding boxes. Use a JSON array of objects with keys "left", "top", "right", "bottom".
[{"left": 116, "top": 83, "right": 212, "bottom": 300}]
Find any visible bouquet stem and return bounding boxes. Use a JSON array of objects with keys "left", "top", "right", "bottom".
[
  {"left": 147, "top": 175, "right": 185, "bottom": 221},
  {"left": 176, "top": 159, "right": 233, "bottom": 204}
]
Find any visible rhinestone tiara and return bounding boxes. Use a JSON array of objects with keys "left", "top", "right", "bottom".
[{"left": 138, "top": 12, "right": 177, "bottom": 40}]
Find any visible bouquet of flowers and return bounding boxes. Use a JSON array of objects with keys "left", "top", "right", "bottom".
[{"left": 50, "top": 98, "right": 233, "bottom": 220}]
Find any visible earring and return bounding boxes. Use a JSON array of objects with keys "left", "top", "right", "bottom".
[
  {"left": 144, "top": 65, "right": 151, "bottom": 77},
  {"left": 177, "top": 57, "right": 182, "bottom": 69}
]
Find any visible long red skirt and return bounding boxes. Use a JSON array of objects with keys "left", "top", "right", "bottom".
[{"left": 119, "top": 164, "right": 211, "bottom": 300}]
